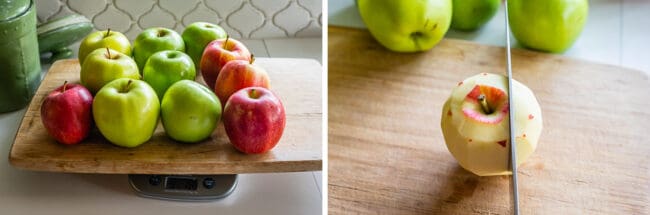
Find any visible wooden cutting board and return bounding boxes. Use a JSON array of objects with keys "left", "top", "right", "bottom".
[
  {"left": 10, "top": 58, "right": 322, "bottom": 174},
  {"left": 328, "top": 27, "right": 650, "bottom": 214}
]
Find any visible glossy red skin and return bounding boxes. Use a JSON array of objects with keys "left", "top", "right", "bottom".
[
  {"left": 40, "top": 83, "right": 93, "bottom": 145},
  {"left": 200, "top": 38, "right": 251, "bottom": 90},
  {"left": 215, "top": 60, "right": 270, "bottom": 106},
  {"left": 223, "top": 87, "right": 285, "bottom": 154}
]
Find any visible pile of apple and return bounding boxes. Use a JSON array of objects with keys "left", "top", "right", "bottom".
[
  {"left": 358, "top": 0, "right": 588, "bottom": 53},
  {"left": 40, "top": 22, "right": 285, "bottom": 154}
]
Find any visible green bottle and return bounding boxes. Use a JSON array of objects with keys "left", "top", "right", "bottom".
[{"left": 0, "top": 0, "right": 41, "bottom": 112}]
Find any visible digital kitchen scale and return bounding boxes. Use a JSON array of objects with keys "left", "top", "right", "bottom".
[{"left": 128, "top": 174, "right": 238, "bottom": 201}]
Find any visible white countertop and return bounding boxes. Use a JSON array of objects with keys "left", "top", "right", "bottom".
[
  {"left": 0, "top": 37, "right": 322, "bottom": 214},
  {"left": 329, "top": 0, "right": 650, "bottom": 76}
]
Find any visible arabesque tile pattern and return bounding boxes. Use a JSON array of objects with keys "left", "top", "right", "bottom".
[{"left": 35, "top": 0, "right": 322, "bottom": 40}]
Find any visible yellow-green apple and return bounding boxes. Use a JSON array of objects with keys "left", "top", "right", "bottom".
[
  {"left": 223, "top": 87, "right": 285, "bottom": 154},
  {"left": 40, "top": 81, "right": 93, "bottom": 145},
  {"left": 200, "top": 37, "right": 251, "bottom": 90},
  {"left": 214, "top": 58, "right": 270, "bottom": 105},
  {"left": 78, "top": 29, "right": 131, "bottom": 65},
  {"left": 357, "top": 0, "right": 452, "bottom": 52},
  {"left": 441, "top": 73, "right": 543, "bottom": 176},
  {"left": 93, "top": 78, "right": 160, "bottom": 147},
  {"left": 451, "top": 0, "right": 499, "bottom": 31},
  {"left": 143, "top": 50, "right": 196, "bottom": 98},
  {"left": 182, "top": 22, "right": 227, "bottom": 68},
  {"left": 133, "top": 27, "right": 185, "bottom": 71},
  {"left": 80, "top": 48, "right": 140, "bottom": 94},
  {"left": 508, "top": 0, "right": 588, "bottom": 53},
  {"left": 161, "top": 80, "right": 221, "bottom": 143}
]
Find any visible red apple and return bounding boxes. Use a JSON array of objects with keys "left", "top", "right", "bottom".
[
  {"left": 223, "top": 87, "right": 285, "bottom": 154},
  {"left": 200, "top": 36, "right": 251, "bottom": 90},
  {"left": 40, "top": 81, "right": 94, "bottom": 145},
  {"left": 215, "top": 57, "right": 270, "bottom": 105}
]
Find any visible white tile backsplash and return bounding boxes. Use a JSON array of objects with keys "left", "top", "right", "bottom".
[
  {"left": 226, "top": 2, "right": 266, "bottom": 38},
  {"left": 114, "top": 0, "right": 156, "bottom": 19},
  {"left": 67, "top": 0, "right": 106, "bottom": 19},
  {"left": 93, "top": 6, "right": 131, "bottom": 32},
  {"left": 35, "top": 0, "right": 322, "bottom": 40},
  {"left": 239, "top": 39, "right": 270, "bottom": 57},
  {"left": 138, "top": 4, "right": 178, "bottom": 29},
  {"left": 274, "top": 1, "right": 312, "bottom": 36}
]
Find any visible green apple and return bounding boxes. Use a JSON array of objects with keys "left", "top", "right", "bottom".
[
  {"left": 93, "top": 78, "right": 160, "bottom": 147},
  {"left": 508, "top": 0, "right": 588, "bottom": 53},
  {"left": 357, "top": 0, "right": 452, "bottom": 52},
  {"left": 161, "top": 80, "right": 221, "bottom": 143},
  {"left": 133, "top": 27, "right": 185, "bottom": 71},
  {"left": 143, "top": 50, "right": 196, "bottom": 99},
  {"left": 182, "top": 22, "right": 227, "bottom": 68},
  {"left": 80, "top": 48, "right": 140, "bottom": 94},
  {"left": 78, "top": 29, "right": 132, "bottom": 65},
  {"left": 441, "top": 73, "right": 543, "bottom": 176},
  {"left": 451, "top": 0, "right": 499, "bottom": 31}
]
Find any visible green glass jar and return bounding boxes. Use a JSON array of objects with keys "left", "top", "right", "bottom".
[{"left": 0, "top": 0, "right": 41, "bottom": 113}]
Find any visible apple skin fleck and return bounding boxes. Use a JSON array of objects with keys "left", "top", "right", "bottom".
[
  {"left": 447, "top": 110, "right": 452, "bottom": 116},
  {"left": 497, "top": 140, "right": 507, "bottom": 147},
  {"left": 458, "top": 81, "right": 463, "bottom": 86},
  {"left": 529, "top": 114, "right": 534, "bottom": 120},
  {"left": 523, "top": 134, "right": 527, "bottom": 138},
  {"left": 468, "top": 139, "right": 472, "bottom": 142},
  {"left": 465, "top": 85, "right": 483, "bottom": 100}
]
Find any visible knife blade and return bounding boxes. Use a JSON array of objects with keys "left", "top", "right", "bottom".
[{"left": 503, "top": 1, "right": 520, "bottom": 214}]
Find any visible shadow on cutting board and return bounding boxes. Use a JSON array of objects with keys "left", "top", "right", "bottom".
[{"left": 430, "top": 164, "right": 512, "bottom": 213}]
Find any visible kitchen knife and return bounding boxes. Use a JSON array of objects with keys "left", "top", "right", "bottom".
[{"left": 503, "top": 0, "right": 520, "bottom": 214}]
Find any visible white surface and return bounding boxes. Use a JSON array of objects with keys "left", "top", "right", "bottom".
[
  {"left": 0, "top": 38, "right": 322, "bottom": 214},
  {"left": 266, "top": 38, "right": 323, "bottom": 63},
  {"left": 329, "top": 0, "right": 650, "bottom": 75}
]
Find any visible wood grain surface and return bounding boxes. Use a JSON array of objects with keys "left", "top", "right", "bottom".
[
  {"left": 328, "top": 27, "right": 650, "bottom": 214},
  {"left": 10, "top": 58, "right": 322, "bottom": 174}
]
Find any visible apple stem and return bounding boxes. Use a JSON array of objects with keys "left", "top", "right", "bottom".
[
  {"left": 106, "top": 28, "right": 111, "bottom": 38},
  {"left": 119, "top": 79, "right": 133, "bottom": 93},
  {"left": 223, "top": 35, "right": 230, "bottom": 49},
  {"left": 250, "top": 54, "right": 255, "bottom": 64},
  {"left": 249, "top": 88, "right": 258, "bottom": 99},
  {"left": 106, "top": 47, "right": 111, "bottom": 59},
  {"left": 62, "top": 81, "right": 68, "bottom": 93},
  {"left": 478, "top": 94, "right": 492, "bottom": 114}
]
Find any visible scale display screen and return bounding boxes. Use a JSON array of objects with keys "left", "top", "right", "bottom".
[
  {"left": 165, "top": 177, "right": 198, "bottom": 191},
  {"left": 129, "top": 174, "right": 237, "bottom": 200}
]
